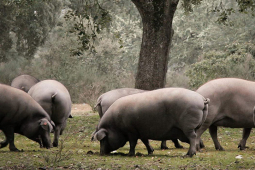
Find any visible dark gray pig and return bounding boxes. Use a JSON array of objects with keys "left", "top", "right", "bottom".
[
  {"left": 28, "top": 80, "right": 72, "bottom": 147},
  {"left": 92, "top": 88, "right": 209, "bottom": 157},
  {"left": 196, "top": 78, "right": 255, "bottom": 151},
  {"left": 95, "top": 88, "right": 184, "bottom": 149},
  {"left": 0, "top": 84, "right": 54, "bottom": 151},
  {"left": 11, "top": 74, "right": 40, "bottom": 92}
]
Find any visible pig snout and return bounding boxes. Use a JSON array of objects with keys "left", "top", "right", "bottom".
[
  {"left": 100, "top": 140, "right": 111, "bottom": 155},
  {"left": 41, "top": 136, "right": 52, "bottom": 149}
]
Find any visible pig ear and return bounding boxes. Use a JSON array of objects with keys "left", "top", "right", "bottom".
[
  {"left": 40, "top": 119, "right": 50, "bottom": 131},
  {"left": 91, "top": 130, "right": 96, "bottom": 141},
  {"left": 50, "top": 120, "right": 55, "bottom": 132},
  {"left": 93, "top": 129, "right": 107, "bottom": 141}
]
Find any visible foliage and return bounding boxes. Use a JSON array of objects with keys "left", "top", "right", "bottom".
[
  {"left": 211, "top": 0, "right": 255, "bottom": 25},
  {"left": 0, "top": 0, "right": 255, "bottom": 102},
  {"left": 64, "top": 0, "right": 112, "bottom": 55},
  {"left": 186, "top": 42, "right": 255, "bottom": 88},
  {"left": 0, "top": 0, "right": 62, "bottom": 61},
  {"left": 169, "top": 0, "right": 255, "bottom": 88},
  {"left": 25, "top": 9, "right": 136, "bottom": 104},
  {"left": 42, "top": 135, "right": 73, "bottom": 166}
]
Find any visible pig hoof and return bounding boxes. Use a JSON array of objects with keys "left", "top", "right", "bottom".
[
  {"left": 53, "top": 142, "right": 58, "bottom": 147},
  {"left": 238, "top": 144, "right": 244, "bottom": 150},
  {"left": 127, "top": 153, "right": 135, "bottom": 156},
  {"left": 176, "top": 145, "right": 184, "bottom": 149},
  {"left": 10, "top": 148, "right": 20, "bottom": 152},
  {"left": 238, "top": 145, "right": 248, "bottom": 151},
  {"left": 215, "top": 147, "right": 225, "bottom": 151},
  {"left": 186, "top": 152, "right": 196, "bottom": 158},
  {"left": 136, "top": 152, "right": 143, "bottom": 156},
  {"left": 148, "top": 150, "right": 154, "bottom": 155},
  {"left": 161, "top": 146, "right": 169, "bottom": 149}
]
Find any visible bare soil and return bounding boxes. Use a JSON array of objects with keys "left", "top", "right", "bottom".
[{"left": 71, "top": 103, "right": 95, "bottom": 116}]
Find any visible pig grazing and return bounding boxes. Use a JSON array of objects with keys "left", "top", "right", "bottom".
[
  {"left": 95, "top": 88, "right": 184, "bottom": 149},
  {"left": 93, "top": 88, "right": 209, "bottom": 157},
  {"left": 11, "top": 74, "right": 40, "bottom": 92},
  {"left": 196, "top": 78, "right": 255, "bottom": 151},
  {"left": 28, "top": 80, "right": 72, "bottom": 147},
  {"left": 0, "top": 84, "right": 54, "bottom": 151}
]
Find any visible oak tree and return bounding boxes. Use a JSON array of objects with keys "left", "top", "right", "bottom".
[{"left": 132, "top": 0, "right": 255, "bottom": 90}]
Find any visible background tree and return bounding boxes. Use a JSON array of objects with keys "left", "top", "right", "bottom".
[
  {"left": 0, "top": 0, "right": 62, "bottom": 61},
  {"left": 131, "top": 0, "right": 255, "bottom": 90},
  {"left": 131, "top": 0, "right": 179, "bottom": 90},
  {"left": 186, "top": 42, "right": 255, "bottom": 88},
  {"left": 0, "top": 0, "right": 254, "bottom": 104}
]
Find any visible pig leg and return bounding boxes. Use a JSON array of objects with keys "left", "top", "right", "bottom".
[
  {"left": 199, "top": 139, "right": 205, "bottom": 148},
  {"left": 35, "top": 135, "right": 43, "bottom": 148},
  {"left": 1, "top": 127, "right": 19, "bottom": 151},
  {"left": 238, "top": 128, "right": 252, "bottom": 150},
  {"left": 183, "top": 129, "right": 197, "bottom": 157},
  {"left": 209, "top": 125, "right": 224, "bottom": 151},
  {"left": 172, "top": 139, "right": 183, "bottom": 148},
  {"left": 60, "top": 121, "right": 67, "bottom": 135},
  {"left": 141, "top": 139, "right": 154, "bottom": 154},
  {"left": 195, "top": 120, "right": 214, "bottom": 151},
  {"left": 128, "top": 134, "right": 138, "bottom": 156},
  {"left": 161, "top": 140, "right": 183, "bottom": 149},
  {"left": 53, "top": 125, "right": 61, "bottom": 147},
  {"left": 161, "top": 140, "right": 168, "bottom": 149}
]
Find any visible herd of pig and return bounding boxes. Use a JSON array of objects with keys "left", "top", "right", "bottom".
[
  {"left": 1, "top": 75, "right": 255, "bottom": 158},
  {"left": 0, "top": 75, "right": 72, "bottom": 151}
]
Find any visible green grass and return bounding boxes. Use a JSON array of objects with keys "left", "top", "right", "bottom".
[{"left": 1, "top": 113, "right": 255, "bottom": 169}]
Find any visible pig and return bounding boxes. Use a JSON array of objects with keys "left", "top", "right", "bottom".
[
  {"left": 95, "top": 88, "right": 184, "bottom": 149},
  {"left": 11, "top": 74, "right": 40, "bottom": 92},
  {"left": 92, "top": 88, "right": 210, "bottom": 157},
  {"left": 195, "top": 78, "right": 255, "bottom": 151},
  {"left": 28, "top": 80, "right": 72, "bottom": 147},
  {"left": 0, "top": 84, "right": 54, "bottom": 151}
]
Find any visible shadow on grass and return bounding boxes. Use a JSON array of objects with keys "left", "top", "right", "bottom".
[{"left": 86, "top": 150, "right": 186, "bottom": 158}]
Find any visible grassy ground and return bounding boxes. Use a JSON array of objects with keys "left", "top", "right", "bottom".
[{"left": 1, "top": 105, "right": 255, "bottom": 169}]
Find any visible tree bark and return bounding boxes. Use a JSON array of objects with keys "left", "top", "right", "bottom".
[{"left": 131, "top": 0, "right": 179, "bottom": 90}]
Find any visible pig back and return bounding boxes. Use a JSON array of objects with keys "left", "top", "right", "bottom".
[
  {"left": 0, "top": 84, "right": 47, "bottom": 126},
  {"left": 197, "top": 78, "right": 255, "bottom": 127},
  {"left": 98, "top": 88, "right": 146, "bottom": 114},
  {"left": 11, "top": 75, "right": 39, "bottom": 92},
  {"left": 28, "top": 80, "right": 72, "bottom": 123}
]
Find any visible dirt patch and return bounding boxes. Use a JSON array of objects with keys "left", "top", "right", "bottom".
[{"left": 71, "top": 103, "right": 96, "bottom": 116}]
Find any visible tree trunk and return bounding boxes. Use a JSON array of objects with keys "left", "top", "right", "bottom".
[{"left": 131, "top": 0, "right": 179, "bottom": 90}]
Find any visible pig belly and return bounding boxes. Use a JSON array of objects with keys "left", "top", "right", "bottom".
[
  {"left": 139, "top": 126, "right": 186, "bottom": 141},
  {"left": 213, "top": 117, "right": 255, "bottom": 128}
]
